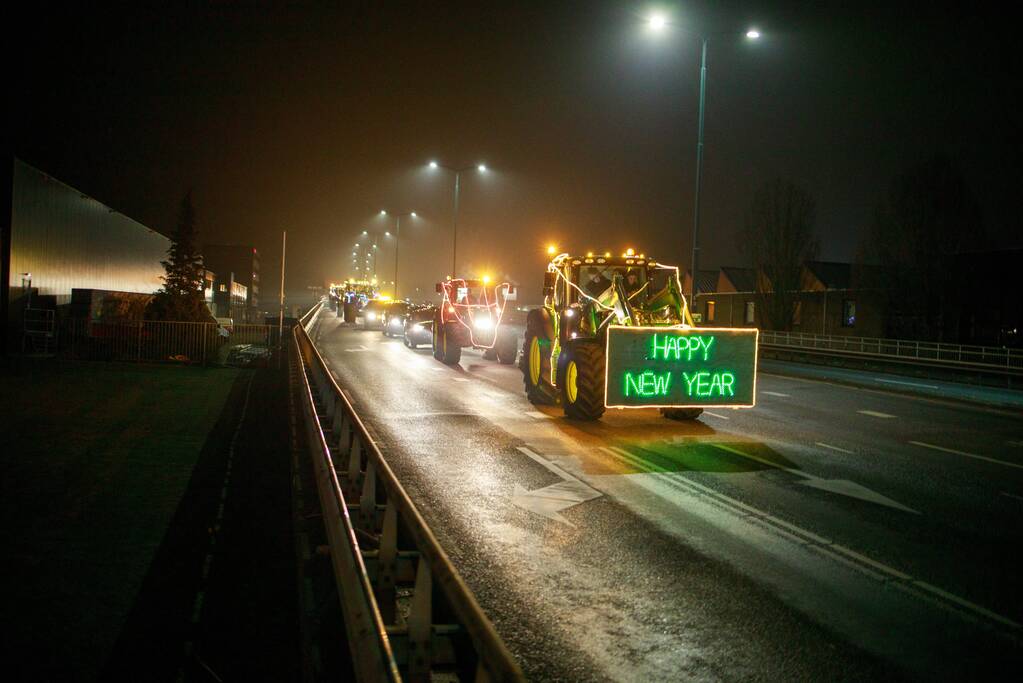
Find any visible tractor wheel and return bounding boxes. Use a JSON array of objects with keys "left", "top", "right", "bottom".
[
  {"left": 440, "top": 322, "right": 462, "bottom": 365},
  {"left": 560, "top": 343, "right": 606, "bottom": 421},
  {"left": 432, "top": 317, "right": 444, "bottom": 360},
  {"left": 661, "top": 408, "right": 704, "bottom": 421},
  {"left": 496, "top": 330, "right": 518, "bottom": 365},
  {"left": 521, "top": 331, "right": 554, "bottom": 404}
]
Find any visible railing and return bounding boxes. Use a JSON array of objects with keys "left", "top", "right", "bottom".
[
  {"left": 760, "top": 330, "right": 1023, "bottom": 374},
  {"left": 53, "top": 319, "right": 280, "bottom": 365},
  {"left": 293, "top": 304, "right": 523, "bottom": 682}
]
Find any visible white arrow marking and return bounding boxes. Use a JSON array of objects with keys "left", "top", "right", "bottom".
[
  {"left": 513, "top": 447, "right": 601, "bottom": 525},
  {"left": 712, "top": 443, "right": 918, "bottom": 514}
]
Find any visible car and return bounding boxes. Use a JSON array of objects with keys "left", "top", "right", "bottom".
[
  {"left": 380, "top": 300, "right": 411, "bottom": 337},
  {"left": 357, "top": 300, "right": 388, "bottom": 330},
  {"left": 403, "top": 304, "right": 436, "bottom": 348}
]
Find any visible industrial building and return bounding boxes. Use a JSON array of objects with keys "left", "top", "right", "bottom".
[{"left": 202, "top": 244, "right": 260, "bottom": 322}]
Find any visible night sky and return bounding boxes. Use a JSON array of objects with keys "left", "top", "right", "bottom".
[{"left": 14, "top": 1, "right": 1022, "bottom": 303}]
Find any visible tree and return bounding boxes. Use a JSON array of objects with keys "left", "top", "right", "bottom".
[
  {"left": 738, "top": 178, "right": 819, "bottom": 330},
  {"left": 146, "top": 191, "right": 211, "bottom": 322},
  {"left": 859, "top": 155, "right": 984, "bottom": 340}
]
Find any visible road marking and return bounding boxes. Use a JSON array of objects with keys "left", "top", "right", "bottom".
[
  {"left": 526, "top": 410, "right": 552, "bottom": 419},
  {"left": 858, "top": 410, "right": 896, "bottom": 419},
  {"left": 344, "top": 345, "right": 369, "bottom": 352},
  {"left": 603, "top": 445, "right": 1018, "bottom": 632},
  {"left": 703, "top": 411, "right": 730, "bottom": 420},
  {"left": 908, "top": 441, "right": 1023, "bottom": 470},
  {"left": 513, "top": 447, "right": 601, "bottom": 525},
  {"left": 761, "top": 391, "right": 790, "bottom": 397},
  {"left": 1001, "top": 491, "right": 1023, "bottom": 502},
  {"left": 453, "top": 377, "right": 471, "bottom": 382},
  {"left": 430, "top": 367, "right": 445, "bottom": 372},
  {"left": 816, "top": 442, "right": 854, "bottom": 455},
  {"left": 875, "top": 378, "right": 939, "bottom": 389},
  {"left": 1008, "top": 440, "right": 1023, "bottom": 447}
]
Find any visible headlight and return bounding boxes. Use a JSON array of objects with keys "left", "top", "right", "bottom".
[
  {"left": 474, "top": 316, "right": 493, "bottom": 330},
  {"left": 366, "top": 312, "right": 377, "bottom": 321},
  {"left": 412, "top": 324, "right": 424, "bottom": 332},
  {"left": 389, "top": 317, "right": 401, "bottom": 326}
]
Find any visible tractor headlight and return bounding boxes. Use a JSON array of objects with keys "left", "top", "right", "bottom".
[
  {"left": 366, "top": 312, "right": 377, "bottom": 321},
  {"left": 474, "top": 316, "right": 493, "bottom": 330}
]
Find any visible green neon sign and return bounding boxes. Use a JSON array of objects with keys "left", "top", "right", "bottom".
[{"left": 605, "top": 326, "right": 757, "bottom": 408}]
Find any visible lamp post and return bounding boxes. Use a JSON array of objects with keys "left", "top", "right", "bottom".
[
  {"left": 646, "top": 14, "right": 760, "bottom": 313},
  {"left": 427, "top": 161, "right": 487, "bottom": 277},
  {"left": 380, "top": 210, "right": 417, "bottom": 299}
]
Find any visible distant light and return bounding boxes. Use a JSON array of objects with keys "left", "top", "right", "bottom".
[
  {"left": 746, "top": 29, "right": 761, "bottom": 39},
  {"left": 429, "top": 161, "right": 438, "bottom": 169},
  {"left": 384, "top": 231, "right": 391, "bottom": 236},
  {"left": 647, "top": 12, "right": 667, "bottom": 32},
  {"left": 547, "top": 245, "right": 557, "bottom": 255},
  {"left": 362, "top": 230, "right": 368, "bottom": 235},
  {"left": 482, "top": 275, "right": 491, "bottom": 284},
  {"left": 352, "top": 252, "right": 356, "bottom": 256},
  {"left": 355, "top": 243, "right": 359, "bottom": 247},
  {"left": 410, "top": 211, "right": 417, "bottom": 217},
  {"left": 477, "top": 164, "right": 487, "bottom": 172},
  {"left": 380, "top": 210, "right": 387, "bottom": 215},
  {"left": 604, "top": 251, "right": 611, "bottom": 257},
  {"left": 626, "top": 247, "right": 635, "bottom": 256}
]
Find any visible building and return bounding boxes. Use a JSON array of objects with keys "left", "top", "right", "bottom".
[
  {"left": 2, "top": 158, "right": 170, "bottom": 352},
  {"left": 211, "top": 271, "right": 248, "bottom": 321},
  {"left": 202, "top": 244, "right": 260, "bottom": 321},
  {"left": 691, "top": 261, "right": 885, "bottom": 337}
]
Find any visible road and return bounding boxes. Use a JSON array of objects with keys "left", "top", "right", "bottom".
[{"left": 310, "top": 309, "right": 1023, "bottom": 680}]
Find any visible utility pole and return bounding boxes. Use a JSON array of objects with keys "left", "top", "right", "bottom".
[
  {"left": 278, "top": 230, "right": 286, "bottom": 344},
  {"left": 690, "top": 36, "right": 708, "bottom": 315}
]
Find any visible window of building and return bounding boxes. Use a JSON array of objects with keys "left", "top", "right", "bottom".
[
  {"left": 219, "top": 284, "right": 226, "bottom": 292},
  {"left": 706, "top": 300, "right": 716, "bottom": 323},
  {"left": 793, "top": 301, "right": 802, "bottom": 326},
  {"left": 842, "top": 299, "right": 856, "bottom": 327},
  {"left": 744, "top": 301, "right": 755, "bottom": 325}
]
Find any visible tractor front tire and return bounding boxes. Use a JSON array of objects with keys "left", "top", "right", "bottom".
[
  {"left": 440, "top": 322, "right": 462, "bottom": 365},
  {"left": 561, "top": 343, "right": 606, "bottom": 421},
  {"left": 496, "top": 330, "right": 518, "bottom": 365},
  {"left": 661, "top": 408, "right": 704, "bottom": 421},
  {"left": 521, "top": 332, "right": 554, "bottom": 404},
  {"left": 432, "top": 318, "right": 444, "bottom": 360}
]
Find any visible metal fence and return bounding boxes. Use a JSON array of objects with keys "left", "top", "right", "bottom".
[
  {"left": 293, "top": 304, "right": 523, "bottom": 682},
  {"left": 760, "top": 330, "right": 1023, "bottom": 374},
  {"left": 53, "top": 318, "right": 281, "bottom": 365}
]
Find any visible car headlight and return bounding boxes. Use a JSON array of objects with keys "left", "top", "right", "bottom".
[
  {"left": 412, "top": 323, "right": 424, "bottom": 332},
  {"left": 366, "top": 312, "right": 376, "bottom": 321},
  {"left": 389, "top": 317, "right": 401, "bottom": 326}
]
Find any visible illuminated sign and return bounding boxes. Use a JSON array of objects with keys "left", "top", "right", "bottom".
[{"left": 604, "top": 326, "right": 758, "bottom": 408}]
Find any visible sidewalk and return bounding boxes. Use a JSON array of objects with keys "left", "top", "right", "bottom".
[{"left": 760, "top": 359, "right": 1023, "bottom": 411}]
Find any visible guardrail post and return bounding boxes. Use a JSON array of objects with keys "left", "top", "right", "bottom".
[
  {"left": 348, "top": 434, "right": 363, "bottom": 499},
  {"left": 407, "top": 560, "right": 433, "bottom": 681},
  {"left": 377, "top": 502, "right": 398, "bottom": 624},
  {"left": 359, "top": 459, "right": 377, "bottom": 533}
]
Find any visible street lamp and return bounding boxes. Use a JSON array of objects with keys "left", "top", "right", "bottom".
[
  {"left": 427, "top": 160, "right": 489, "bottom": 276},
  {"left": 644, "top": 13, "right": 760, "bottom": 313}
]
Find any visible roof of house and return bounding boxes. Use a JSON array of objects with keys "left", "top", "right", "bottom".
[
  {"left": 687, "top": 269, "right": 720, "bottom": 294},
  {"left": 804, "top": 261, "right": 852, "bottom": 290},
  {"left": 719, "top": 266, "right": 757, "bottom": 293}
]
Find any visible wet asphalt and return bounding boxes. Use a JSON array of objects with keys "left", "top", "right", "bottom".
[{"left": 311, "top": 309, "right": 1023, "bottom": 681}]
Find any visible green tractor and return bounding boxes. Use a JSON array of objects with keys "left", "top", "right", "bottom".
[{"left": 521, "top": 251, "right": 758, "bottom": 421}]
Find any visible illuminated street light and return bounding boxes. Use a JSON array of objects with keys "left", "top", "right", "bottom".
[
  {"left": 643, "top": 19, "right": 762, "bottom": 310},
  {"left": 380, "top": 210, "right": 387, "bottom": 215},
  {"left": 362, "top": 230, "right": 368, "bottom": 235},
  {"left": 427, "top": 160, "right": 491, "bottom": 276},
  {"left": 379, "top": 210, "right": 419, "bottom": 298}
]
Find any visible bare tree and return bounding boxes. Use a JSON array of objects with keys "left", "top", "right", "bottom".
[
  {"left": 859, "top": 155, "right": 984, "bottom": 340},
  {"left": 739, "top": 178, "right": 819, "bottom": 330}
]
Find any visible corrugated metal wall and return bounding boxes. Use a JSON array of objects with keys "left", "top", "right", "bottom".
[{"left": 9, "top": 159, "right": 169, "bottom": 304}]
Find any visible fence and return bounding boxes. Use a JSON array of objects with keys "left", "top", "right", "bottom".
[
  {"left": 760, "top": 330, "right": 1023, "bottom": 375},
  {"left": 52, "top": 318, "right": 282, "bottom": 365},
  {"left": 293, "top": 304, "right": 523, "bottom": 681}
]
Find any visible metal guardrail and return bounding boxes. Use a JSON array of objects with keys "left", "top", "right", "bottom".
[
  {"left": 293, "top": 304, "right": 523, "bottom": 682},
  {"left": 760, "top": 330, "right": 1023, "bottom": 375}
]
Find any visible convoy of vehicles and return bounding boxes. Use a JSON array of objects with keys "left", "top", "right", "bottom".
[{"left": 332, "top": 248, "right": 758, "bottom": 423}]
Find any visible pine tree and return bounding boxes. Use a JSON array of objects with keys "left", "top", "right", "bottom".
[{"left": 146, "top": 191, "right": 211, "bottom": 322}]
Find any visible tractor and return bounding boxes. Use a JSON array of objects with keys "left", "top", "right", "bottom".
[
  {"left": 432, "top": 277, "right": 518, "bottom": 365},
  {"left": 521, "top": 251, "right": 758, "bottom": 421}
]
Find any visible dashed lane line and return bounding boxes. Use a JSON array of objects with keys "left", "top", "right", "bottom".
[
  {"left": 908, "top": 441, "right": 1023, "bottom": 471},
  {"left": 875, "top": 378, "right": 939, "bottom": 389},
  {"left": 601, "top": 445, "right": 1021, "bottom": 634},
  {"left": 857, "top": 410, "right": 897, "bottom": 419},
  {"left": 816, "top": 442, "right": 854, "bottom": 455},
  {"left": 761, "top": 391, "right": 790, "bottom": 397},
  {"left": 703, "top": 411, "right": 730, "bottom": 420},
  {"left": 453, "top": 378, "right": 471, "bottom": 382}
]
